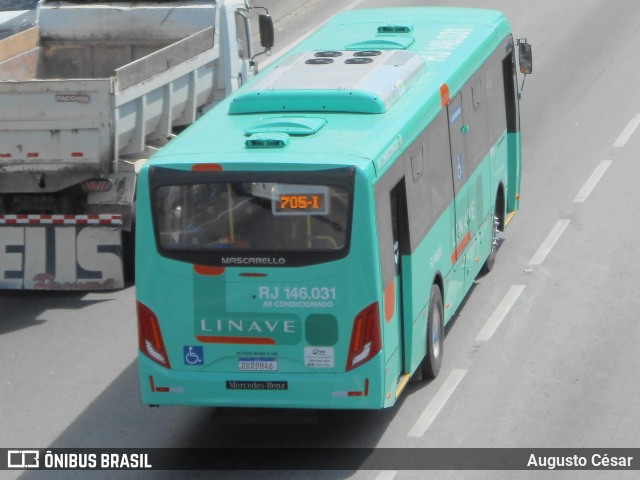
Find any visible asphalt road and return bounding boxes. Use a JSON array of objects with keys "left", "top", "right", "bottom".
[{"left": 2, "top": 0, "right": 640, "bottom": 479}]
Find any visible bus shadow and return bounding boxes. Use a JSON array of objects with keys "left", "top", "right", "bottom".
[
  {"left": 16, "top": 360, "right": 407, "bottom": 480},
  {"left": 9, "top": 281, "right": 487, "bottom": 479},
  {"left": 0, "top": 290, "right": 113, "bottom": 336}
]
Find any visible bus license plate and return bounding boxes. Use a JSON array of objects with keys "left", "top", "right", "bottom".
[{"left": 238, "top": 358, "right": 278, "bottom": 372}]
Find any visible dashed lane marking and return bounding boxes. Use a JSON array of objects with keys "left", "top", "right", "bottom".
[
  {"left": 476, "top": 285, "right": 526, "bottom": 342},
  {"left": 613, "top": 113, "right": 640, "bottom": 148},
  {"left": 528, "top": 219, "right": 571, "bottom": 265},
  {"left": 574, "top": 160, "right": 612, "bottom": 203},
  {"left": 407, "top": 369, "right": 467, "bottom": 438}
]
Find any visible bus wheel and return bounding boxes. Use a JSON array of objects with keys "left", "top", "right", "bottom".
[
  {"left": 481, "top": 213, "right": 499, "bottom": 274},
  {"left": 421, "top": 284, "right": 444, "bottom": 379},
  {"left": 483, "top": 189, "right": 505, "bottom": 275}
]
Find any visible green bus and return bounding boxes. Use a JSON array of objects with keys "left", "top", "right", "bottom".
[{"left": 136, "top": 7, "right": 531, "bottom": 409}]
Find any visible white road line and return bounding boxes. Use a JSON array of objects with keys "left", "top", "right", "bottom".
[
  {"left": 261, "top": 0, "right": 368, "bottom": 69},
  {"left": 613, "top": 113, "right": 640, "bottom": 148},
  {"left": 375, "top": 471, "right": 398, "bottom": 480},
  {"left": 407, "top": 369, "right": 466, "bottom": 438},
  {"left": 528, "top": 219, "right": 571, "bottom": 265},
  {"left": 475, "top": 285, "right": 526, "bottom": 342},
  {"left": 574, "top": 160, "right": 612, "bottom": 202}
]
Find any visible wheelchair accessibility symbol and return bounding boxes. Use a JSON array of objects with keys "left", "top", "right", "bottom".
[{"left": 183, "top": 346, "right": 204, "bottom": 366}]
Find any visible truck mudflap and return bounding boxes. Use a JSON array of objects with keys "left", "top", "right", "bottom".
[{"left": 0, "top": 214, "right": 124, "bottom": 290}]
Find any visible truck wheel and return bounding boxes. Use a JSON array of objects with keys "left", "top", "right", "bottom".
[
  {"left": 123, "top": 228, "right": 135, "bottom": 284},
  {"left": 421, "top": 284, "right": 444, "bottom": 379},
  {"left": 123, "top": 204, "right": 135, "bottom": 284}
]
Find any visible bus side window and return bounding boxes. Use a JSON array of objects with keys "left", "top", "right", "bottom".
[
  {"left": 503, "top": 49, "right": 520, "bottom": 134},
  {"left": 389, "top": 181, "right": 409, "bottom": 273},
  {"left": 403, "top": 110, "right": 454, "bottom": 251},
  {"left": 404, "top": 143, "right": 433, "bottom": 245},
  {"left": 390, "top": 188, "right": 399, "bottom": 268},
  {"left": 375, "top": 161, "right": 406, "bottom": 287},
  {"left": 424, "top": 111, "right": 455, "bottom": 220},
  {"left": 462, "top": 75, "right": 489, "bottom": 172},
  {"left": 486, "top": 49, "right": 509, "bottom": 144}
]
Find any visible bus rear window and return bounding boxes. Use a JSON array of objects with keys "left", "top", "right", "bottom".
[{"left": 149, "top": 168, "right": 355, "bottom": 266}]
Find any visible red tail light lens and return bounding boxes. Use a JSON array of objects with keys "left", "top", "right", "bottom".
[
  {"left": 346, "top": 302, "right": 381, "bottom": 372},
  {"left": 82, "top": 179, "right": 113, "bottom": 192},
  {"left": 137, "top": 301, "right": 171, "bottom": 368}
]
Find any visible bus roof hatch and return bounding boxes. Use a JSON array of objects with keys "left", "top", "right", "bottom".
[{"left": 228, "top": 50, "right": 426, "bottom": 115}]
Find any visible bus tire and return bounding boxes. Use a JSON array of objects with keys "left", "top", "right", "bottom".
[
  {"left": 421, "top": 284, "right": 444, "bottom": 379},
  {"left": 481, "top": 192, "right": 503, "bottom": 275},
  {"left": 480, "top": 213, "right": 498, "bottom": 274}
]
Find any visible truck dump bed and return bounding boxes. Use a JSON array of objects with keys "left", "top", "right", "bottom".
[{"left": 0, "top": 2, "right": 219, "bottom": 194}]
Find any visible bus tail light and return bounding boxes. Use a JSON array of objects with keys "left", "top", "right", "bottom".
[
  {"left": 346, "top": 302, "right": 381, "bottom": 372},
  {"left": 137, "top": 301, "right": 171, "bottom": 369}
]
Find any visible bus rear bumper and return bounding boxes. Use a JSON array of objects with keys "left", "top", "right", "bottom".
[{"left": 138, "top": 355, "right": 387, "bottom": 410}]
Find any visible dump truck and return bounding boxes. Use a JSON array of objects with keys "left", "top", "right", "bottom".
[{"left": 0, "top": 0, "right": 274, "bottom": 290}]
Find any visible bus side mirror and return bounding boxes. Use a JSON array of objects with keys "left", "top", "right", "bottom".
[
  {"left": 518, "top": 41, "right": 533, "bottom": 74},
  {"left": 259, "top": 14, "right": 274, "bottom": 50}
]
